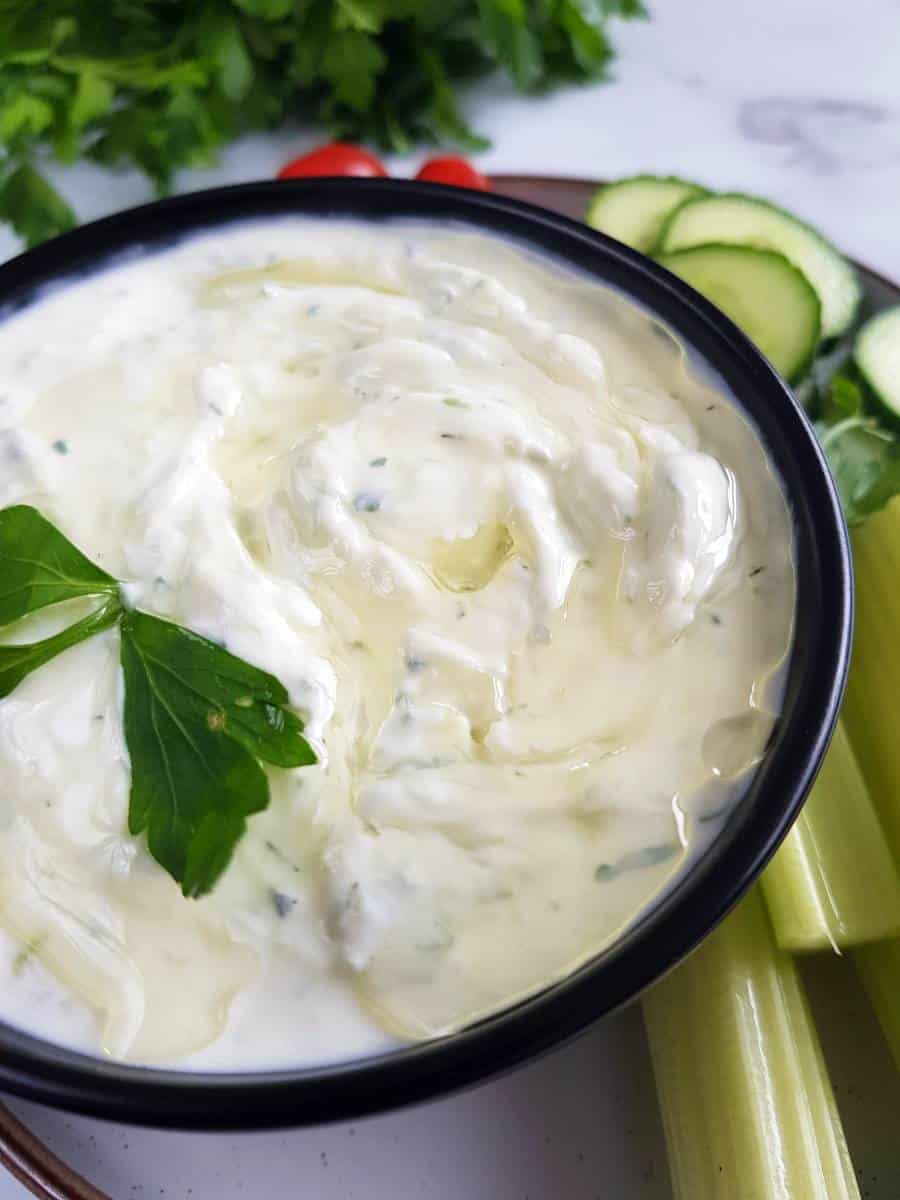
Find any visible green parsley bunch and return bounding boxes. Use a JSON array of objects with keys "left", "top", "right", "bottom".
[{"left": 0, "top": 0, "right": 646, "bottom": 245}]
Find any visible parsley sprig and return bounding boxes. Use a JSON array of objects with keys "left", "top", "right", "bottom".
[
  {"left": 0, "top": 505, "right": 316, "bottom": 897},
  {"left": 812, "top": 370, "right": 900, "bottom": 526},
  {"left": 0, "top": 1, "right": 647, "bottom": 246}
]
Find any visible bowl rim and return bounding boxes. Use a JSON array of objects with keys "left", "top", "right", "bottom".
[{"left": 0, "top": 177, "right": 852, "bottom": 1129}]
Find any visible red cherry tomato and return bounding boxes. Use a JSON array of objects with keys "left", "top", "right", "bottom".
[
  {"left": 415, "top": 156, "right": 490, "bottom": 191},
  {"left": 277, "top": 143, "right": 387, "bottom": 180}
]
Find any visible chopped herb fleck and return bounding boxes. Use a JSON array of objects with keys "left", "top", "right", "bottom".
[
  {"left": 699, "top": 808, "right": 729, "bottom": 824},
  {"left": 440, "top": 432, "right": 459, "bottom": 440},
  {"left": 12, "top": 935, "right": 44, "bottom": 975},
  {"left": 265, "top": 840, "right": 301, "bottom": 873},
  {"left": 353, "top": 493, "right": 381, "bottom": 513},
  {"left": 706, "top": 404, "right": 717, "bottom": 412},
  {"left": 442, "top": 397, "right": 468, "bottom": 408},
  {"left": 749, "top": 565, "right": 765, "bottom": 578},
  {"left": 271, "top": 890, "right": 298, "bottom": 918},
  {"left": 51, "top": 438, "right": 68, "bottom": 455},
  {"left": 595, "top": 843, "right": 677, "bottom": 882},
  {"left": 370, "top": 457, "right": 387, "bottom": 468},
  {"left": 709, "top": 613, "right": 722, "bottom": 626}
]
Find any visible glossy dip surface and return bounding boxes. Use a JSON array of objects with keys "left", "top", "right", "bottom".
[{"left": 0, "top": 219, "right": 795, "bottom": 1069}]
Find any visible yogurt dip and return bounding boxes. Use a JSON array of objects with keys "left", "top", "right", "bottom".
[{"left": 0, "top": 219, "right": 795, "bottom": 1068}]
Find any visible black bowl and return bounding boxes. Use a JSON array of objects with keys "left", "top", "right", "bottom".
[{"left": 0, "top": 179, "right": 852, "bottom": 1129}]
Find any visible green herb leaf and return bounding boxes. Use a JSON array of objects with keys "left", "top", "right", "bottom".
[
  {"left": 198, "top": 15, "right": 254, "bottom": 104},
  {"left": 0, "top": 505, "right": 119, "bottom": 625},
  {"left": 335, "top": 0, "right": 384, "bottom": 34},
  {"left": 68, "top": 70, "right": 115, "bottom": 132},
  {"left": 232, "top": 0, "right": 297, "bottom": 17},
  {"left": 603, "top": 0, "right": 649, "bottom": 15},
  {"left": 813, "top": 370, "right": 900, "bottom": 525},
  {"left": 321, "top": 30, "right": 386, "bottom": 113},
  {"left": 54, "top": 70, "right": 114, "bottom": 161},
  {"left": 478, "top": 1, "right": 543, "bottom": 91},
  {"left": 818, "top": 417, "right": 900, "bottom": 526},
  {"left": 182, "top": 811, "right": 251, "bottom": 900},
  {"left": 0, "top": 595, "right": 121, "bottom": 698},
  {"left": 120, "top": 610, "right": 315, "bottom": 897},
  {"left": 822, "top": 372, "right": 864, "bottom": 423},
  {"left": 121, "top": 610, "right": 314, "bottom": 767},
  {"left": 0, "top": 91, "right": 55, "bottom": 143},
  {"left": 0, "top": 162, "right": 75, "bottom": 247},
  {"left": 559, "top": 2, "right": 615, "bottom": 75},
  {"left": 0, "top": 3, "right": 644, "bottom": 242}
]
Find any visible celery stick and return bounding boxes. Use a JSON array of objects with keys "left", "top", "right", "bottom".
[
  {"left": 643, "top": 888, "right": 860, "bottom": 1200},
  {"left": 854, "top": 938, "right": 900, "bottom": 1072},
  {"left": 842, "top": 496, "right": 900, "bottom": 857},
  {"left": 761, "top": 720, "right": 900, "bottom": 952}
]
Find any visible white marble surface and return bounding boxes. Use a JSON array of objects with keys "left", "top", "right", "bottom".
[
  {"left": 2, "top": 0, "right": 900, "bottom": 1196},
  {"left": 1, "top": 0, "right": 899, "bottom": 275}
]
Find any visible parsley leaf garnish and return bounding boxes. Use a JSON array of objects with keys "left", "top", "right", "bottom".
[
  {"left": 0, "top": 504, "right": 119, "bottom": 622},
  {"left": 813, "top": 372, "right": 900, "bottom": 526},
  {"left": 0, "top": 505, "right": 316, "bottom": 897},
  {"left": 0, "top": 595, "right": 121, "bottom": 698},
  {"left": 121, "top": 611, "right": 314, "bottom": 897},
  {"left": 0, "top": 163, "right": 75, "bottom": 248}
]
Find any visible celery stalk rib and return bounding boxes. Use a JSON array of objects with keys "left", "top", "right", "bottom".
[
  {"left": 761, "top": 720, "right": 900, "bottom": 952},
  {"left": 842, "top": 497, "right": 900, "bottom": 858},
  {"left": 643, "top": 888, "right": 860, "bottom": 1200},
  {"left": 839, "top": 497, "right": 900, "bottom": 1073},
  {"left": 854, "top": 938, "right": 900, "bottom": 1072}
]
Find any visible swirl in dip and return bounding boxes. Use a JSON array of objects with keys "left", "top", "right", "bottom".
[{"left": 0, "top": 220, "right": 794, "bottom": 1067}]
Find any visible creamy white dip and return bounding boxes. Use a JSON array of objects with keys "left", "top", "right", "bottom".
[{"left": 0, "top": 220, "right": 794, "bottom": 1068}]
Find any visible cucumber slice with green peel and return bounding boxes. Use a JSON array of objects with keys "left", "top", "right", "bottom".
[
  {"left": 585, "top": 175, "right": 708, "bottom": 254},
  {"left": 658, "top": 244, "right": 821, "bottom": 382},
  {"left": 854, "top": 306, "right": 900, "bottom": 428},
  {"left": 659, "top": 193, "right": 859, "bottom": 338}
]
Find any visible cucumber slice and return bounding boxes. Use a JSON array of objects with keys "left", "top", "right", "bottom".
[
  {"left": 658, "top": 244, "right": 821, "bottom": 382},
  {"left": 659, "top": 194, "right": 859, "bottom": 338},
  {"left": 585, "top": 175, "right": 707, "bottom": 255},
  {"left": 855, "top": 306, "right": 900, "bottom": 428}
]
